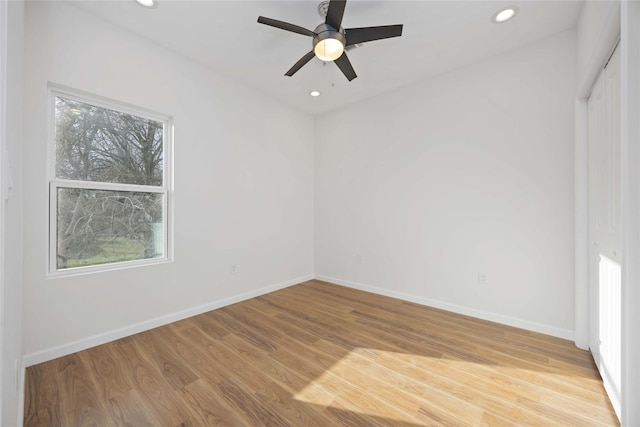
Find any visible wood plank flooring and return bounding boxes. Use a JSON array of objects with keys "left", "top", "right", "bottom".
[{"left": 24, "top": 280, "right": 619, "bottom": 426}]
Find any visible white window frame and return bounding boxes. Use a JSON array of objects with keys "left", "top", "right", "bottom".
[{"left": 47, "top": 85, "right": 173, "bottom": 277}]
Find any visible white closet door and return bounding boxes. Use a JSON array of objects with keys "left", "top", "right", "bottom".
[{"left": 588, "top": 43, "right": 621, "bottom": 420}]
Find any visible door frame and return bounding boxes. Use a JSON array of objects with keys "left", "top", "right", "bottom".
[
  {"left": 619, "top": 2, "right": 640, "bottom": 425},
  {"left": 0, "top": 0, "right": 8, "bottom": 418},
  {"left": 575, "top": 2, "right": 640, "bottom": 425}
]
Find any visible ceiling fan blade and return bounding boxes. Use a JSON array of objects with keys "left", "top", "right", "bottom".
[
  {"left": 334, "top": 52, "right": 357, "bottom": 81},
  {"left": 285, "top": 51, "right": 316, "bottom": 77},
  {"left": 325, "top": 0, "right": 347, "bottom": 30},
  {"left": 345, "top": 25, "right": 403, "bottom": 46},
  {"left": 257, "top": 16, "right": 316, "bottom": 37}
]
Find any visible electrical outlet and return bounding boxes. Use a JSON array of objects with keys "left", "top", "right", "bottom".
[
  {"left": 230, "top": 264, "right": 238, "bottom": 275},
  {"left": 478, "top": 272, "right": 487, "bottom": 286}
]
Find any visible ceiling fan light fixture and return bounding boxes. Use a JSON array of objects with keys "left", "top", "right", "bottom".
[
  {"left": 313, "top": 24, "right": 346, "bottom": 61},
  {"left": 314, "top": 38, "right": 344, "bottom": 61}
]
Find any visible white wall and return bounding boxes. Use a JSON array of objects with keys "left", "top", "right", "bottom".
[
  {"left": 22, "top": 1, "right": 314, "bottom": 360},
  {"left": 1, "top": 1, "right": 24, "bottom": 424},
  {"left": 315, "top": 30, "right": 577, "bottom": 338}
]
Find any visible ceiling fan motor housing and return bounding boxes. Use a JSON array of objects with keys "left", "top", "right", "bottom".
[{"left": 313, "top": 23, "right": 346, "bottom": 51}]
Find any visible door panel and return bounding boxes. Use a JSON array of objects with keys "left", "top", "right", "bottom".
[{"left": 588, "top": 44, "right": 621, "bottom": 420}]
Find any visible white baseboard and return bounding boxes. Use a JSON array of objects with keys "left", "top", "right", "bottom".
[
  {"left": 314, "top": 274, "right": 574, "bottom": 341},
  {"left": 23, "top": 274, "right": 313, "bottom": 367},
  {"left": 22, "top": 272, "right": 574, "bottom": 368}
]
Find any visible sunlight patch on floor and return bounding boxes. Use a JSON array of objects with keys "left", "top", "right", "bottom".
[
  {"left": 293, "top": 347, "right": 484, "bottom": 424},
  {"left": 292, "top": 346, "right": 613, "bottom": 425}
]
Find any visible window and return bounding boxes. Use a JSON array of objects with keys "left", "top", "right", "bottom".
[{"left": 49, "top": 87, "right": 172, "bottom": 275}]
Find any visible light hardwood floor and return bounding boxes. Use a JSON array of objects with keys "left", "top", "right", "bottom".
[{"left": 24, "top": 280, "right": 619, "bottom": 426}]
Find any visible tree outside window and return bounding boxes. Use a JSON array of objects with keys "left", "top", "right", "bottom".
[{"left": 50, "top": 90, "right": 171, "bottom": 273}]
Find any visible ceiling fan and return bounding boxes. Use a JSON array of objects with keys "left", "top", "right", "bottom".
[{"left": 257, "top": 0, "right": 403, "bottom": 82}]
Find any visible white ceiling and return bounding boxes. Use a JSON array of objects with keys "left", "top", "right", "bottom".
[{"left": 71, "top": 0, "right": 583, "bottom": 115}]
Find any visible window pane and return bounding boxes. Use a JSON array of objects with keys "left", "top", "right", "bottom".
[
  {"left": 56, "top": 188, "right": 164, "bottom": 269},
  {"left": 55, "top": 96, "right": 164, "bottom": 186}
]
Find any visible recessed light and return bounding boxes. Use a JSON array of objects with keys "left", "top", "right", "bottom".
[
  {"left": 493, "top": 7, "right": 517, "bottom": 23},
  {"left": 310, "top": 91, "right": 321, "bottom": 97},
  {"left": 136, "top": 0, "right": 155, "bottom": 8}
]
